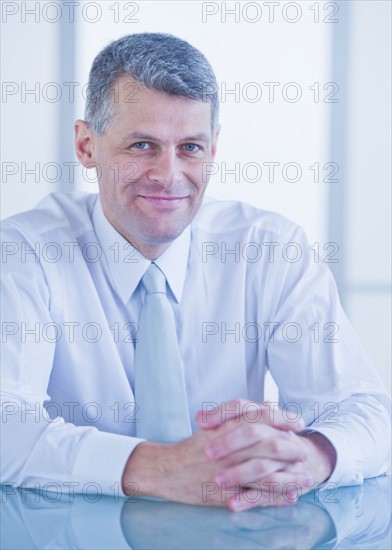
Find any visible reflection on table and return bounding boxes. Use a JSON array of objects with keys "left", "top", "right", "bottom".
[{"left": 1, "top": 476, "right": 391, "bottom": 549}]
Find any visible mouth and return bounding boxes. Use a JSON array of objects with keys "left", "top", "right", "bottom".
[{"left": 140, "top": 195, "right": 187, "bottom": 207}]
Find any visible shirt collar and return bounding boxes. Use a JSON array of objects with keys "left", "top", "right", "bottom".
[{"left": 92, "top": 196, "right": 190, "bottom": 305}]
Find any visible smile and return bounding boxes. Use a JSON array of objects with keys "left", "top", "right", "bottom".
[{"left": 140, "top": 195, "right": 187, "bottom": 206}]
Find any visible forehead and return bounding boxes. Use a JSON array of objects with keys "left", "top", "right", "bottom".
[{"left": 108, "top": 78, "right": 212, "bottom": 138}]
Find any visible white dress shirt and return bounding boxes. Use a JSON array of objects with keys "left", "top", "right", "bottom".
[{"left": 1, "top": 192, "right": 390, "bottom": 496}]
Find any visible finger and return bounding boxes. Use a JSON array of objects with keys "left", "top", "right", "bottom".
[
  {"left": 206, "top": 423, "right": 308, "bottom": 462},
  {"left": 196, "top": 399, "right": 259, "bottom": 429},
  {"left": 206, "top": 420, "right": 276, "bottom": 459},
  {"left": 229, "top": 504, "right": 299, "bottom": 530},
  {"left": 228, "top": 486, "right": 290, "bottom": 512},
  {"left": 215, "top": 457, "right": 287, "bottom": 488},
  {"left": 215, "top": 447, "right": 309, "bottom": 489},
  {"left": 262, "top": 402, "right": 305, "bottom": 432},
  {"left": 228, "top": 471, "right": 313, "bottom": 511},
  {"left": 196, "top": 399, "right": 304, "bottom": 432}
]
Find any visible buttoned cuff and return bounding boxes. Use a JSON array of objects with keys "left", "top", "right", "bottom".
[
  {"left": 72, "top": 428, "right": 145, "bottom": 497},
  {"left": 300, "top": 426, "right": 364, "bottom": 488}
]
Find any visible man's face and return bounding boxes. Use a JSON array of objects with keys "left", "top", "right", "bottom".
[{"left": 76, "top": 78, "right": 219, "bottom": 259}]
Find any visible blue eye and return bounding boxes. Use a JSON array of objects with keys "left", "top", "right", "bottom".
[
  {"left": 132, "top": 142, "right": 150, "bottom": 150},
  {"left": 183, "top": 143, "right": 200, "bottom": 152}
]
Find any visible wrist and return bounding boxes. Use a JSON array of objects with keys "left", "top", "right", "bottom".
[
  {"left": 122, "top": 441, "right": 173, "bottom": 498},
  {"left": 300, "top": 432, "right": 337, "bottom": 483}
]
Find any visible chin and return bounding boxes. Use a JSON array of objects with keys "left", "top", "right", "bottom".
[
  {"left": 141, "top": 215, "right": 188, "bottom": 240},
  {"left": 146, "top": 230, "right": 183, "bottom": 244}
]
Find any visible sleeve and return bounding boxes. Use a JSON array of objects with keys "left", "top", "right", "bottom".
[
  {"left": 1, "top": 223, "right": 143, "bottom": 496},
  {"left": 265, "top": 225, "right": 391, "bottom": 487}
]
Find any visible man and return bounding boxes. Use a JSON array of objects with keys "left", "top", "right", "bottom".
[{"left": 1, "top": 33, "right": 390, "bottom": 512}]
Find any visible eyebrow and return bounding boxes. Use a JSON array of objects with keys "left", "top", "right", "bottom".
[{"left": 121, "top": 131, "right": 211, "bottom": 145}]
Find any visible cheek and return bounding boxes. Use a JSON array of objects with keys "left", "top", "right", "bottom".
[
  {"left": 119, "top": 162, "right": 141, "bottom": 185},
  {"left": 188, "top": 163, "right": 209, "bottom": 190},
  {"left": 99, "top": 152, "right": 144, "bottom": 185}
]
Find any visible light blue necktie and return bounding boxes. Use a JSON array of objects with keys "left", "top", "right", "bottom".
[{"left": 134, "top": 263, "right": 192, "bottom": 443}]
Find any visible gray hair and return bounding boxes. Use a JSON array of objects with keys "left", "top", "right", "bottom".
[{"left": 85, "top": 33, "right": 219, "bottom": 135}]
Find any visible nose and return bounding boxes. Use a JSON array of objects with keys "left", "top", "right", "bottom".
[{"left": 146, "top": 148, "right": 181, "bottom": 188}]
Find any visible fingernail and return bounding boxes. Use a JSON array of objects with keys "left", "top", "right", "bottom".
[{"left": 230, "top": 498, "right": 244, "bottom": 512}]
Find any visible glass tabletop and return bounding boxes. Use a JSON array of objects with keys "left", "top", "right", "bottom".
[{"left": 1, "top": 476, "right": 391, "bottom": 549}]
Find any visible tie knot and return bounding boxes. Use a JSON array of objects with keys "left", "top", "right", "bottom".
[{"left": 141, "top": 263, "right": 166, "bottom": 294}]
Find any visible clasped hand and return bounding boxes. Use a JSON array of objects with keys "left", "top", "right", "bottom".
[
  {"left": 123, "top": 399, "right": 335, "bottom": 511},
  {"left": 195, "top": 399, "right": 317, "bottom": 511}
]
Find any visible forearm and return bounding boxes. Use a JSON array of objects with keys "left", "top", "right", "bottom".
[{"left": 1, "top": 396, "right": 138, "bottom": 494}]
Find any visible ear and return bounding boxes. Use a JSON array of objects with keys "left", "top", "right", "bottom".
[
  {"left": 74, "top": 120, "right": 96, "bottom": 168},
  {"left": 211, "top": 124, "right": 221, "bottom": 160}
]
